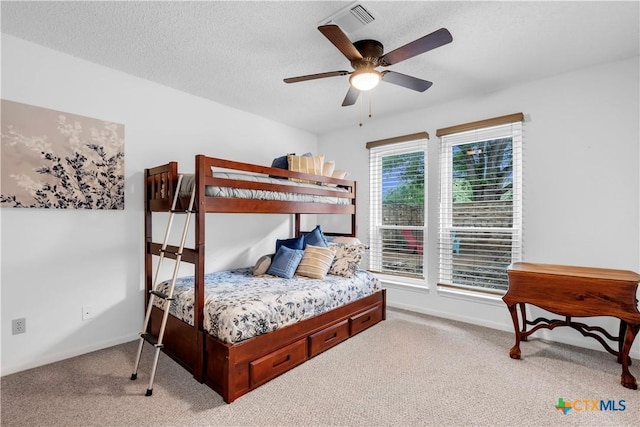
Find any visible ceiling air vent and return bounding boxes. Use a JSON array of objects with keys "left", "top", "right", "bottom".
[
  {"left": 349, "top": 4, "right": 375, "bottom": 25},
  {"left": 321, "top": 3, "right": 375, "bottom": 34}
]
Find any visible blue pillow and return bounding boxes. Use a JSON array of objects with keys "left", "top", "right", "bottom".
[
  {"left": 276, "top": 235, "right": 305, "bottom": 252},
  {"left": 267, "top": 246, "right": 304, "bottom": 279},
  {"left": 270, "top": 153, "right": 294, "bottom": 179},
  {"left": 303, "top": 225, "right": 328, "bottom": 248}
]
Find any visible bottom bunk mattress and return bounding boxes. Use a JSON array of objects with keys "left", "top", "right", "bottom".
[{"left": 154, "top": 268, "right": 380, "bottom": 344}]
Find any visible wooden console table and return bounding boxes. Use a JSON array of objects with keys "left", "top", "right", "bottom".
[{"left": 503, "top": 262, "right": 640, "bottom": 389}]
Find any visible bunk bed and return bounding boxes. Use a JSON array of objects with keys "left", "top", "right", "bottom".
[{"left": 144, "top": 155, "right": 386, "bottom": 403}]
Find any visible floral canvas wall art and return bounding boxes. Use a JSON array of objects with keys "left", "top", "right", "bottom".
[{"left": 1, "top": 100, "right": 125, "bottom": 209}]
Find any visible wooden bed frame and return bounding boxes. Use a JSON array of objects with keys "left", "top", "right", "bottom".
[{"left": 144, "top": 155, "right": 386, "bottom": 403}]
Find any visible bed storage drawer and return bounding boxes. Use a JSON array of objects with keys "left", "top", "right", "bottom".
[
  {"left": 308, "top": 319, "right": 349, "bottom": 357},
  {"left": 350, "top": 304, "right": 382, "bottom": 336},
  {"left": 249, "top": 339, "right": 307, "bottom": 388}
]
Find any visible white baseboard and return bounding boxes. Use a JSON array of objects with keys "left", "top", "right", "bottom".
[
  {"left": 1, "top": 332, "right": 139, "bottom": 376},
  {"left": 387, "top": 300, "right": 513, "bottom": 333},
  {"left": 386, "top": 301, "right": 639, "bottom": 359}
]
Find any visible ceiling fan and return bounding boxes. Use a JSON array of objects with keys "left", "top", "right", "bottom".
[{"left": 284, "top": 24, "right": 453, "bottom": 106}]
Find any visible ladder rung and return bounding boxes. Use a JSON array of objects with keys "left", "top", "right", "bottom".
[
  {"left": 170, "top": 209, "right": 196, "bottom": 214},
  {"left": 159, "top": 248, "right": 183, "bottom": 256},
  {"left": 141, "top": 333, "right": 164, "bottom": 348},
  {"left": 149, "top": 290, "right": 175, "bottom": 301}
]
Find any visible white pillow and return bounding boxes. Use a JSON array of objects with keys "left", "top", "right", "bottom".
[
  {"left": 252, "top": 254, "right": 273, "bottom": 276},
  {"left": 326, "top": 169, "right": 349, "bottom": 187},
  {"left": 323, "top": 160, "right": 336, "bottom": 177},
  {"left": 331, "top": 236, "right": 362, "bottom": 245},
  {"left": 332, "top": 170, "right": 349, "bottom": 180}
]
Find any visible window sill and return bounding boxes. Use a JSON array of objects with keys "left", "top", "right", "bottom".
[
  {"left": 372, "top": 273, "right": 429, "bottom": 293},
  {"left": 437, "top": 284, "right": 505, "bottom": 307}
]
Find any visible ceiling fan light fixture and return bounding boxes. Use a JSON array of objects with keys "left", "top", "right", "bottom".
[{"left": 349, "top": 69, "right": 382, "bottom": 91}]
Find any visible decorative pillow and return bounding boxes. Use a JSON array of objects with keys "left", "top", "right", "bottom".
[
  {"left": 333, "top": 170, "right": 348, "bottom": 179},
  {"left": 329, "top": 243, "right": 367, "bottom": 277},
  {"left": 296, "top": 245, "right": 335, "bottom": 280},
  {"left": 303, "top": 225, "right": 328, "bottom": 248},
  {"left": 275, "top": 235, "right": 305, "bottom": 252},
  {"left": 331, "top": 236, "right": 362, "bottom": 245},
  {"left": 323, "top": 160, "right": 336, "bottom": 178},
  {"left": 252, "top": 254, "right": 273, "bottom": 276},
  {"left": 326, "top": 169, "right": 349, "bottom": 187},
  {"left": 267, "top": 246, "right": 304, "bottom": 279},
  {"left": 288, "top": 154, "right": 325, "bottom": 183},
  {"left": 271, "top": 154, "right": 292, "bottom": 170},
  {"left": 270, "top": 153, "right": 295, "bottom": 179}
]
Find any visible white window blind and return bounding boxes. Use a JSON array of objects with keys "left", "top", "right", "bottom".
[
  {"left": 438, "top": 118, "right": 522, "bottom": 293},
  {"left": 368, "top": 135, "right": 427, "bottom": 278}
]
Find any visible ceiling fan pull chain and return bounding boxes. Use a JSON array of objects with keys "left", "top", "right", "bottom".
[{"left": 368, "top": 92, "right": 373, "bottom": 118}]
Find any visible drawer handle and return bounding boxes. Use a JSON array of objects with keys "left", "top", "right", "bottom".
[
  {"left": 324, "top": 332, "right": 338, "bottom": 343},
  {"left": 272, "top": 354, "right": 290, "bottom": 368},
  {"left": 360, "top": 315, "right": 371, "bottom": 324}
]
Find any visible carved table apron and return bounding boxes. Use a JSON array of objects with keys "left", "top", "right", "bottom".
[{"left": 503, "top": 262, "right": 640, "bottom": 389}]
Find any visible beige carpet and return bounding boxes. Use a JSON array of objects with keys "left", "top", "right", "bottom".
[{"left": 1, "top": 308, "right": 639, "bottom": 426}]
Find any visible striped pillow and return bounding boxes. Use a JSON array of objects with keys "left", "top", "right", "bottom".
[
  {"left": 288, "top": 154, "right": 325, "bottom": 183},
  {"left": 296, "top": 245, "right": 335, "bottom": 280}
]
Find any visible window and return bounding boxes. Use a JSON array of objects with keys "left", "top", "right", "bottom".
[
  {"left": 368, "top": 133, "right": 428, "bottom": 278},
  {"left": 437, "top": 114, "right": 523, "bottom": 293}
]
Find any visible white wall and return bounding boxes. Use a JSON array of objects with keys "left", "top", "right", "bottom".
[
  {"left": 318, "top": 56, "right": 640, "bottom": 355},
  {"left": 0, "top": 35, "right": 318, "bottom": 375},
  {"left": 3, "top": 32, "right": 639, "bottom": 376}
]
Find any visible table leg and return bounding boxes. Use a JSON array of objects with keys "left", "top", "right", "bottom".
[
  {"left": 620, "top": 324, "right": 639, "bottom": 390},
  {"left": 617, "top": 320, "right": 633, "bottom": 366},
  {"left": 518, "top": 303, "right": 528, "bottom": 341},
  {"left": 507, "top": 303, "right": 522, "bottom": 359}
]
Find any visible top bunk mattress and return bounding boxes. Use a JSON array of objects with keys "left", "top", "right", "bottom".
[
  {"left": 154, "top": 268, "right": 380, "bottom": 344},
  {"left": 179, "top": 172, "right": 351, "bottom": 205}
]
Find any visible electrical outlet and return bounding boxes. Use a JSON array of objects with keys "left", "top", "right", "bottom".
[
  {"left": 82, "top": 305, "right": 93, "bottom": 320},
  {"left": 12, "top": 318, "right": 26, "bottom": 335}
]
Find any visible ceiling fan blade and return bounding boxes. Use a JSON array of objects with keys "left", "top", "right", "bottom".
[
  {"left": 382, "top": 71, "right": 433, "bottom": 92},
  {"left": 284, "top": 70, "right": 350, "bottom": 84},
  {"left": 342, "top": 86, "right": 360, "bottom": 106},
  {"left": 379, "top": 28, "right": 453, "bottom": 66},
  {"left": 318, "top": 25, "right": 363, "bottom": 62}
]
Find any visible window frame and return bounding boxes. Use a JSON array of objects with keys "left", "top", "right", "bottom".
[
  {"left": 367, "top": 133, "right": 428, "bottom": 280},
  {"left": 437, "top": 114, "right": 523, "bottom": 294}
]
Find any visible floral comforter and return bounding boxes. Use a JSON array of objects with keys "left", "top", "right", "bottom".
[{"left": 153, "top": 268, "right": 380, "bottom": 344}]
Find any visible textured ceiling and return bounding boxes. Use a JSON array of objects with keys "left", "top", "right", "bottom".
[{"left": 1, "top": 1, "right": 639, "bottom": 134}]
